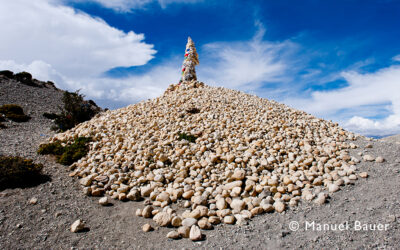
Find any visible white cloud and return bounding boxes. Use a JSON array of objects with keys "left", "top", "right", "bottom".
[
  {"left": 0, "top": 58, "right": 180, "bottom": 109},
  {"left": 83, "top": 62, "right": 182, "bottom": 108},
  {"left": 345, "top": 115, "right": 400, "bottom": 137},
  {"left": 199, "top": 25, "right": 297, "bottom": 92},
  {"left": 68, "top": 0, "right": 203, "bottom": 11},
  {"left": 0, "top": 0, "right": 155, "bottom": 80},
  {"left": 0, "top": 60, "right": 64, "bottom": 84},
  {"left": 286, "top": 65, "right": 400, "bottom": 136},
  {"left": 393, "top": 54, "right": 400, "bottom": 62}
]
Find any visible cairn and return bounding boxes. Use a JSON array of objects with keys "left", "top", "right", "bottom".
[
  {"left": 180, "top": 37, "right": 199, "bottom": 83},
  {"left": 46, "top": 38, "right": 373, "bottom": 241}
]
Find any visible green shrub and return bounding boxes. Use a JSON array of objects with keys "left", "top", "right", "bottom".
[
  {"left": 52, "top": 91, "right": 101, "bottom": 132},
  {"left": 0, "top": 104, "right": 30, "bottom": 122},
  {"left": 38, "top": 137, "right": 92, "bottom": 166},
  {"left": 0, "top": 156, "right": 49, "bottom": 190},
  {"left": 0, "top": 70, "right": 14, "bottom": 78},
  {"left": 14, "top": 71, "right": 32, "bottom": 83},
  {"left": 178, "top": 132, "right": 197, "bottom": 143},
  {"left": 37, "top": 141, "right": 64, "bottom": 155},
  {"left": 46, "top": 81, "right": 56, "bottom": 88},
  {"left": 14, "top": 71, "right": 41, "bottom": 87}
]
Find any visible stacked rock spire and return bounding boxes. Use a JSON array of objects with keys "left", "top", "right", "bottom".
[{"left": 180, "top": 37, "right": 199, "bottom": 82}]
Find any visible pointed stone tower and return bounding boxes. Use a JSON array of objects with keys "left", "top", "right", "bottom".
[{"left": 180, "top": 37, "right": 199, "bottom": 82}]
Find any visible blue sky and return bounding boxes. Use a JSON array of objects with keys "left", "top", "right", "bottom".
[{"left": 1, "top": 0, "right": 400, "bottom": 137}]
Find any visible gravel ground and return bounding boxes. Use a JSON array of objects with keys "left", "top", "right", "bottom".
[
  {"left": 0, "top": 77, "right": 399, "bottom": 249},
  {"left": 380, "top": 135, "right": 400, "bottom": 145}
]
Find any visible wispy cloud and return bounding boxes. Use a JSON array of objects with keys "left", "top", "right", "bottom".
[
  {"left": 199, "top": 23, "right": 298, "bottom": 92},
  {"left": 67, "top": 0, "right": 203, "bottom": 11}
]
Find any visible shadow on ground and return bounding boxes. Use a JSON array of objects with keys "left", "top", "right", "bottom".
[{"left": 0, "top": 173, "right": 51, "bottom": 191}]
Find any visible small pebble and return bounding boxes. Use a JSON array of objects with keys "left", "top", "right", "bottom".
[
  {"left": 98, "top": 197, "right": 109, "bottom": 206},
  {"left": 363, "top": 155, "right": 375, "bottom": 162},
  {"left": 166, "top": 231, "right": 180, "bottom": 239},
  {"left": 142, "top": 223, "right": 153, "bottom": 232},
  {"left": 70, "top": 219, "right": 85, "bottom": 233},
  {"left": 29, "top": 197, "right": 38, "bottom": 205}
]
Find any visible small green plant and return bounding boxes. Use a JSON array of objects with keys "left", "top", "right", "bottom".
[
  {"left": 46, "top": 81, "right": 56, "bottom": 88},
  {"left": 0, "top": 156, "right": 48, "bottom": 190},
  {"left": 178, "top": 132, "right": 197, "bottom": 143},
  {"left": 37, "top": 141, "right": 64, "bottom": 155},
  {"left": 38, "top": 137, "right": 92, "bottom": 166},
  {"left": 0, "top": 104, "right": 30, "bottom": 122}
]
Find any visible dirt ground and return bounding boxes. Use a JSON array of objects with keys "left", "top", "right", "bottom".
[{"left": 1, "top": 78, "right": 399, "bottom": 249}]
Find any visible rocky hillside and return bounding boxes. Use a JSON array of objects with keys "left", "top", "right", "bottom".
[
  {"left": 0, "top": 71, "right": 64, "bottom": 158},
  {"left": 380, "top": 134, "right": 400, "bottom": 145}
]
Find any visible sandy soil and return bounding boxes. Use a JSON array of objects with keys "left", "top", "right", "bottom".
[{"left": 1, "top": 77, "right": 399, "bottom": 249}]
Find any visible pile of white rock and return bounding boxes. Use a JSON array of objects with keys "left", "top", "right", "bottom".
[{"left": 50, "top": 81, "right": 368, "bottom": 240}]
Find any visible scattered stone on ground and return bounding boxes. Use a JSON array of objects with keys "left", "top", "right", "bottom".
[
  {"left": 167, "top": 231, "right": 181, "bottom": 239},
  {"left": 70, "top": 219, "right": 85, "bottom": 233},
  {"left": 29, "top": 197, "right": 38, "bottom": 205},
  {"left": 142, "top": 223, "right": 153, "bottom": 232},
  {"left": 98, "top": 197, "right": 109, "bottom": 206},
  {"left": 363, "top": 155, "right": 375, "bottom": 162}
]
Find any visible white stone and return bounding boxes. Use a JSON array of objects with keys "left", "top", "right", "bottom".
[
  {"left": 182, "top": 218, "right": 197, "bottom": 227},
  {"left": 98, "top": 197, "right": 109, "bottom": 206},
  {"left": 363, "top": 155, "right": 375, "bottom": 162},
  {"left": 189, "top": 225, "right": 202, "bottom": 241},
  {"left": 328, "top": 183, "right": 340, "bottom": 193},
  {"left": 29, "top": 197, "right": 38, "bottom": 205},
  {"left": 70, "top": 219, "right": 85, "bottom": 233},
  {"left": 167, "top": 231, "right": 180, "bottom": 239}
]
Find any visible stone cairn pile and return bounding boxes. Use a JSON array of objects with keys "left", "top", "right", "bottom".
[
  {"left": 48, "top": 38, "right": 368, "bottom": 240},
  {"left": 180, "top": 37, "right": 199, "bottom": 83}
]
